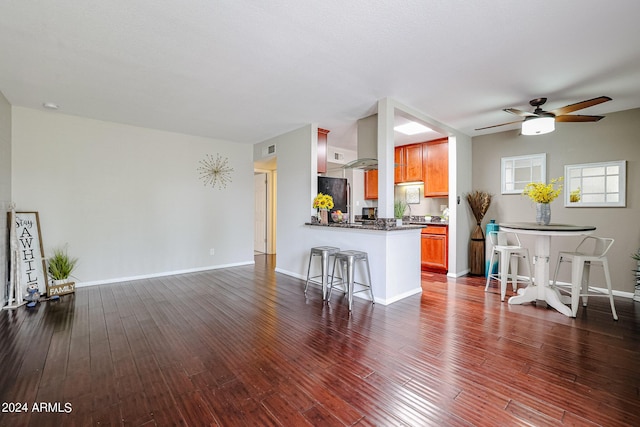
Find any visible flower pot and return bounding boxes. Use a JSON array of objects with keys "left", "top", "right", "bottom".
[
  {"left": 469, "top": 223, "right": 485, "bottom": 276},
  {"left": 319, "top": 209, "right": 329, "bottom": 225},
  {"left": 536, "top": 203, "right": 551, "bottom": 225}
]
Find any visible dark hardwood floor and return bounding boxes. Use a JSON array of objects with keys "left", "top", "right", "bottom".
[{"left": 1, "top": 254, "right": 639, "bottom": 426}]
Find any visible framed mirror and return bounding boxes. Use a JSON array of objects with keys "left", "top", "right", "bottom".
[
  {"left": 501, "top": 153, "right": 546, "bottom": 194},
  {"left": 564, "top": 160, "right": 626, "bottom": 207}
]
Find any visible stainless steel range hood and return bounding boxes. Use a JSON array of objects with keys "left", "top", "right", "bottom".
[
  {"left": 343, "top": 114, "right": 379, "bottom": 171},
  {"left": 342, "top": 158, "right": 378, "bottom": 171}
]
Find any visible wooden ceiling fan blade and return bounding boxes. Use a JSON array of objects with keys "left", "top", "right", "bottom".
[
  {"left": 550, "top": 96, "right": 612, "bottom": 116},
  {"left": 503, "top": 108, "right": 538, "bottom": 117},
  {"left": 475, "top": 120, "right": 523, "bottom": 130},
  {"left": 555, "top": 115, "right": 605, "bottom": 122}
]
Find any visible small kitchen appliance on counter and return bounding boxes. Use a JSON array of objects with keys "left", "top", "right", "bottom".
[
  {"left": 361, "top": 207, "right": 377, "bottom": 220},
  {"left": 354, "top": 207, "right": 378, "bottom": 225}
]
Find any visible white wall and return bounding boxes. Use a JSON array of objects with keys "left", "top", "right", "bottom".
[
  {"left": 472, "top": 108, "right": 640, "bottom": 294},
  {"left": 11, "top": 107, "right": 255, "bottom": 285},
  {"left": 0, "top": 92, "right": 11, "bottom": 304},
  {"left": 327, "top": 146, "right": 357, "bottom": 166},
  {"left": 450, "top": 134, "right": 473, "bottom": 277},
  {"left": 255, "top": 124, "right": 317, "bottom": 276}
]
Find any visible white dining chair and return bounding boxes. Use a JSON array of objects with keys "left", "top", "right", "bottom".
[
  {"left": 552, "top": 236, "right": 618, "bottom": 320},
  {"left": 485, "top": 231, "right": 533, "bottom": 301}
]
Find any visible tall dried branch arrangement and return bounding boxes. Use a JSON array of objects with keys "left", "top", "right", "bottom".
[{"left": 467, "top": 191, "right": 492, "bottom": 223}]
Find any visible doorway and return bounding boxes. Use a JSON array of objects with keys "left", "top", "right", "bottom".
[
  {"left": 254, "top": 172, "right": 267, "bottom": 254},
  {"left": 254, "top": 156, "right": 277, "bottom": 256}
]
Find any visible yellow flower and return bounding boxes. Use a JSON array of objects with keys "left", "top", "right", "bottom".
[
  {"left": 313, "top": 193, "right": 334, "bottom": 210},
  {"left": 523, "top": 177, "right": 563, "bottom": 203},
  {"left": 324, "top": 195, "right": 334, "bottom": 210},
  {"left": 570, "top": 187, "right": 581, "bottom": 203}
]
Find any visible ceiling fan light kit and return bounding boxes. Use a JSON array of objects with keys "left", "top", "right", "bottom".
[
  {"left": 521, "top": 116, "right": 555, "bottom": 135},
  {"left": 476, "top": 96, "right": 612, "bottom": 135}
]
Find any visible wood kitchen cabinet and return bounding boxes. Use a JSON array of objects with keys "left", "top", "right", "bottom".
[
  {"left": 394, "top": 143, "right": 423, "bottom": 184},
  {"left": 317, "top": 128, "right": 329, "bottom": 174},
  {"left": 421, "top": 224, "right": 448, "bottom": 273},
  {"left": 364, "top": 169, "right": 378, "bottom": 200},
  {"left": 423, "top": 138, "right": 448, "bottom": 197}
]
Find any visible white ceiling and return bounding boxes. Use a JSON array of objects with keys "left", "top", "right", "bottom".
[{"left": 1, "top": 1, "right": 639, "bottom": 151}]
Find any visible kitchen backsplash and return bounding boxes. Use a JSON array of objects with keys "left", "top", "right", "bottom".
[{"left": 394, "top": 184, "right": 448, "bottom": 216}]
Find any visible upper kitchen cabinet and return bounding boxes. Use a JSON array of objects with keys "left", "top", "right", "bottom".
[
  {"left": 317, "top": 128, "right": 330, "bottom": 174},
  {"left": 364, "top": 169, "right": 378, "bottom": 200},
  {"left": 394, "top": 143, "right": 423, "bottom": 184},
  {"left": 423, "top": 138, "right": 448, "bottom": 197}
]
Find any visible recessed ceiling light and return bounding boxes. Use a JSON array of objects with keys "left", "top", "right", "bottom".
[
  {"left": 394, "top": 121, "right": 432, "bottom": 135},
  {"left": 42, "top": 102, "right": 59, "bottom": 110}
]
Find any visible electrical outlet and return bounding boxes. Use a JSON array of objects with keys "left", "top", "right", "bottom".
[{"left": 209, "top": 248, "right": 215, "bottom": 255}]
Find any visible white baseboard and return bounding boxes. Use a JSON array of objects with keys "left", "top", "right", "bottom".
[
  {"left": 449, "top": 269, "right": 470, "bottom": 278},
  {"left": 275, "top": 268, "right": 422, "bottom": 306},
  {"left": 75, "top": 263, "right": 637, "bottom": 302},
  {"left": 274, "top": 267, "right": 305, "bottom": 281},
  {"left": 379, "top": 287, "right": 423, "bottom": 305},
  {"left": 75, "top": 260, "right": 256, "bottom": 288}
]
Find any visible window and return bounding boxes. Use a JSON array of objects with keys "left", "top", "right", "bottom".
[
  {"left": 564, "top": 160, "right": 626, "bottom": 207},
  {"left": 501, "top": 153, "right": 546, "bottom": 194}
]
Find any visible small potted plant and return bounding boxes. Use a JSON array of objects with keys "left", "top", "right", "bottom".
[
  {"left": 394, "top": 200, "right": 407, "bottom": 226},
  {"left": 47, "top": 246, "right": 78, "bottom": 297}
]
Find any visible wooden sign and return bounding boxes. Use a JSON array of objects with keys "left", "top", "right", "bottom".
[
  {"left": 12, "top": 212, "right": 47, "bottom": 294},
  {"left": 48, "top": 281, "right": 75, "bottom": 297}
]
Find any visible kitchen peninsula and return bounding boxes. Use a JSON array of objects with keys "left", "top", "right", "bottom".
[{"left": 305, "top": 221, "right": 424, "bottom": 305}]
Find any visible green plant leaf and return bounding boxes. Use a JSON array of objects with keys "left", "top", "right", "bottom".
[
  {"left": 48, "top": 246, "right": 78, "bottom": 280},
  {"left": 394, "top": 201, "right": 407, "bottom": 219}
]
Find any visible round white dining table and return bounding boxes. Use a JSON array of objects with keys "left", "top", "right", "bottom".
[{"left": 499, "top": 222, "right": 596, "bottom": 317}]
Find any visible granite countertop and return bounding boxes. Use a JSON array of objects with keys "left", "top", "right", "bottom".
[
  {"left": 407, "top": 220, "right": 448, "bottom": 226},
  {"left": 305, "top": 222, "right": 426, "bottom": 231},
  {"left": 405, "top": 216, "right": 448, "bottom": 226},
  {"left": 352, "top": 215, "right": 448, "bottom": 226},
  {"left": 306, "top": 215, "right": 448, "bottom": 231}
]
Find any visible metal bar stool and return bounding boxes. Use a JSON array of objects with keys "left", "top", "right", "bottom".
[
  {"left": 304, "top": 246, "right": 341, "bottom": 300},
  {"left": 552, "top": 236, "right": 618, "bottom": 320},
  {"left": 485, "top": 231, "right": 533, "bottom": 301},
  {"left": 329, "top": 250, "right": 374, "bottom": 311}
]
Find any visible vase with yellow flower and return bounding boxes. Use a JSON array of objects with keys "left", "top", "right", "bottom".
[
  {"left": 570, "top": 187, "right": 581, "bottom": 203},
  {"left": 522, "top": 177, "right": 563, "bottom": 225},
  {"left": 313, "top": 193, "right": 334, "bottom": 225}
]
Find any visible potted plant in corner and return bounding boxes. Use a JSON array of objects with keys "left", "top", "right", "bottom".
[
  {"left": 394, "top": 200, "right": 407, "bottom": 226},
  {"left": 47, "top": 246, "right": 78, "bottom": 297}
]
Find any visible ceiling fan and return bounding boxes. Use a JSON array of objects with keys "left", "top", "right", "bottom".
[{"left": 476, "top": 96, "right": 612, "bottom": 135}]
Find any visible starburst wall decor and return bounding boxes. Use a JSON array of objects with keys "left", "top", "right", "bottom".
[{"left": 197, "top": 153, "right": 234, "bottom": 189}]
